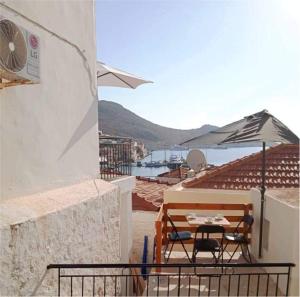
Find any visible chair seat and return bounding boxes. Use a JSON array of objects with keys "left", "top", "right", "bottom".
[
  {"left": 224, "top": 233, "right": 247, "bottom": 243},
  {"left": 194, "top": 238, "right": 221, "bottom": 252},
  {"left": 169, "top": 231, "right": 192, "bottom": 241}
]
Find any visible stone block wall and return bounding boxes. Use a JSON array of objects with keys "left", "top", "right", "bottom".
[{"left": 0, "top": 179, "right": 120, "bottom": 296}]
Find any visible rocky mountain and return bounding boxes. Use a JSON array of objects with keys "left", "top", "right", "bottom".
[{"left": 98, "top": 100, "right": 218, "bottom": 150}]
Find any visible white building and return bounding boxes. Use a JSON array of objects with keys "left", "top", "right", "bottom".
[{"left": 0, "top": 1, "right": 134, "bottom": 295}]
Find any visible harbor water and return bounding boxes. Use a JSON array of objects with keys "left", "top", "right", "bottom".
[{"left": 132, "top": 147, "right": 262, "bottom": 177}]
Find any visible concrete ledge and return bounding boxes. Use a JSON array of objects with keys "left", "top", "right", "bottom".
[
  {"left": 0, "top": 178, "right": 116, "bottom": 228},
  {"left": 111, "top": 176, "right": 136, "bottom": 194}
]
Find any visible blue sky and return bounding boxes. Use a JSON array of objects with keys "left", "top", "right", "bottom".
[{"left": 96, "top": 0, "right": 300, "bottom": 135}]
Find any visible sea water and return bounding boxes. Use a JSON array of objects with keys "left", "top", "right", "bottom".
[{"left": 132, "top": 147, "right": 262, "bottom": 177}]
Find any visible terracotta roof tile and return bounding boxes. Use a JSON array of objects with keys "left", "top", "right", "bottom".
[
  {"left": 132, "top": 178, "right": 172, "bottom": 211},
  {"left": 132, "top": 193, "right": 159, "bottom": 211},
  {"left": 183, "top": 144, "right": 299, "bottom": 190}
]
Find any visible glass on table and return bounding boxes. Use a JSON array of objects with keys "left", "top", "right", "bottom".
[
  {"left": 205, "top": 216, "right": 214, "bottom": 224},
  {"left": 215, "top": 213, "right": 224, "bottom": 221},
  {"left": 186, "top": 213, "right": 197, "bottom": 220}
]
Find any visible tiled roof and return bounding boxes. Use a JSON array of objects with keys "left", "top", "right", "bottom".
[
  {"left": 132, "top": 193, "right": 159, "bottom": 211},
  {"left": 132, "top": 177, "right": 172, "bottom": 211},
  {"left": 183, "top": 144, "right": 299, "bottom": 190}
]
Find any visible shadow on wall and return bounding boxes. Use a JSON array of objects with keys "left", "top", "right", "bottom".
[{"left": 58, "top": 99, "right": 98, "bottom": 160}]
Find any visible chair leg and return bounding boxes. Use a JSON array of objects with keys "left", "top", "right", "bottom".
[
  {"left": 166, "top": 241, "right": 175, "bottom": 263},
  {"left": 240, "top": 243, "right": 251, "bottom": 263},
  {"left": 192, "top": 251, "right": 197, "bottom": 263},
  {"left": 227, "top": 243, "right": 240, "bottom": 263},
  {"left": 221, "top": 244, "right": 224, "bottom": 262},
  {"left": 222, "top": 241, "right": 232, "bottom": 259},
  {"left": 179, "top": 240, "right": 192, "bottom": 263},
  {"left": 219, "top": 245, "right": 224, "bottom": 263},
  {"left": 163, "top": 240, "right": 169, "bottom": 262},
  {"left": 215, "top": 248, "right": 224, "bottom": 272},
  {"left": 245, "top": 244, "right": 252, "bottom": 263},
  {"left": 221, "top": 247, "right": 224, "bottom": 273},
  {"left": 192, "top": 251, "right": 197, "bottom": 275},
  {"left": 217, "top": 244, "right": 225, "bottom": 262},
  {"left": 211, "top": 252, "right": 216, "bottom": 262},
  {"left": 153, "top": 239, "right": 156, "bottom": 263}
]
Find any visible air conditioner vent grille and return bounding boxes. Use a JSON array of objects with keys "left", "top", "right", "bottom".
[{"left": 0, "top": 19, "right": 27, "bottom": 73}]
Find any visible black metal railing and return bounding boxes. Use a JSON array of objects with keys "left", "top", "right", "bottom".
[
  {"left": 47, "top": 262, "right": 294, "bottom": 296},
  {"left": 99, "top": 136, "right": 132, "bottom": 180}
]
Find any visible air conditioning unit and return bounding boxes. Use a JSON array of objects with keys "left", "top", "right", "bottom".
[{"left": 0, "top": 16, "right": 40, "bottom": 83}]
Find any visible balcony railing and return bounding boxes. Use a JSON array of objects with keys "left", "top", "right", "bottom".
[
  {"left": 99, "top": 136, "right": 132, "bottom": 180},
  {"left": 47, "top": 262, "right": 295, "bottom": 296}
]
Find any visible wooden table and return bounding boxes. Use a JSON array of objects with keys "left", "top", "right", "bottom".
[{"left": 186, "top": 215, "right": 231, "bottom": 227}]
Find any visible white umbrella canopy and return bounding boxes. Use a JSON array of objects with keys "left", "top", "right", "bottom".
[
  {"left": 181, "top": 110, "right": 299, "bottom": 148},
  {"left": 96, "top": 61, "right": 153, "bottom": 89}
]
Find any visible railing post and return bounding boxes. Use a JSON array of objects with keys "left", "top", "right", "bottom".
[
  {"left": 244, "top": 204, "right": 250, "bottom": 239},
  {"left": 286, "top": 266, "right": 291, "bottom": 296},
  {"left": 155, "top": 220, "right": 162, "bottom": 271},
  {"left": 58, "top": 268, "right": 61, "bottom": 296},
  {"left": 163, "top": 204, "right": 168, "bottom": 245}
]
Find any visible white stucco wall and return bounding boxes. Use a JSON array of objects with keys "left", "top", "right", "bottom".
[
  {"left": 0, "top": 179, "right": 122, "bottom": 296},
  {"left": 164, "top": 186, "right": 251, "bottom": 218},
  {"left": 165, "top": 185, "right": 251, "bottom": 205},
  {"left": 250, "top": 188, "right": 299, "bottom": 296},
  {"left": 0, "top": 2, "right": 138, "bottom": 296},
  {"left": 111, "top": 176, "right": 135, "bottom": 263},
  {"left": 0, "top": 0, "right": 99, "bottom": 200}
]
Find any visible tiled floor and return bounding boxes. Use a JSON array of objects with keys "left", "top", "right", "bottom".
[{"left": 143, "top": 252, "right": 285, "bottom": 296}]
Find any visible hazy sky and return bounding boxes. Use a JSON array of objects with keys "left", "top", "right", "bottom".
[{"left": 96, "top": 0, "right": 300, "bottom": 135}]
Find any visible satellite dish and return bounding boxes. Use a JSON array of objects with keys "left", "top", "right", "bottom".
[{"left": 186, "top": 149, "right": 207, "bottom": 173}]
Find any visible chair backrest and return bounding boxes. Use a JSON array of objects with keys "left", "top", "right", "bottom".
[
  {"left": 236, "top": 214, "right": 254, "bottom": 233},
  {"left": 167, "top": 214, "right": 189, "bottom": 243},
  {"left": 243, "top": 215, "right": 254, "bottom": 226},
  {"left": 167, "top": 214, "right": 179, "bottom": 235},
  {"left": 195, "top": 224, "right": 225, "bottom": 240}
]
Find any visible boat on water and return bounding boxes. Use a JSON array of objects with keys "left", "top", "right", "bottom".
[
  {"left": 167, "top": 155, "right": 184, "bottom": 169},
  {"left": 136, "top": 161, "right": 142, "bottom": 167},
  {"left": 145, "top": 161, "right": 164, "bottom": 168},
  {"left": 144, "top": 150, "right": 166, "bottom": 168},
  {"left": 170, "top": 144, "right": 188, "bottom": 151}
]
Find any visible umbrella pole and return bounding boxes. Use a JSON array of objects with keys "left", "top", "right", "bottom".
[{"left": 259, "top": 141, "right": 266, "bottom": 258}]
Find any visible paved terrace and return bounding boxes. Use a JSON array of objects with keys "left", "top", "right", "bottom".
[{"left": 144, "top": 261, "right": 288, "bottom": 296}]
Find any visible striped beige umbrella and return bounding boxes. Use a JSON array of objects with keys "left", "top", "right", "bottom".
[{"left": 97, "top": 61, "right": 153, "bottom": 89}]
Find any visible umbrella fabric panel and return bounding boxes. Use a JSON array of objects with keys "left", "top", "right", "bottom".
[
  {"left": 181, "top": 110, "right": 299, "bottom": 148},
  {"left": 96, "top": 61, "right": 153, "bottom": 89},
  {"left": 220, "top": 110, "right": 299, "bottom": 145}
]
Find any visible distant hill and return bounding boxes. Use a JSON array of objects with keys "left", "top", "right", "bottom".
[{"left": 98, "top": 100, "right": 218, "bottom": 150}]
